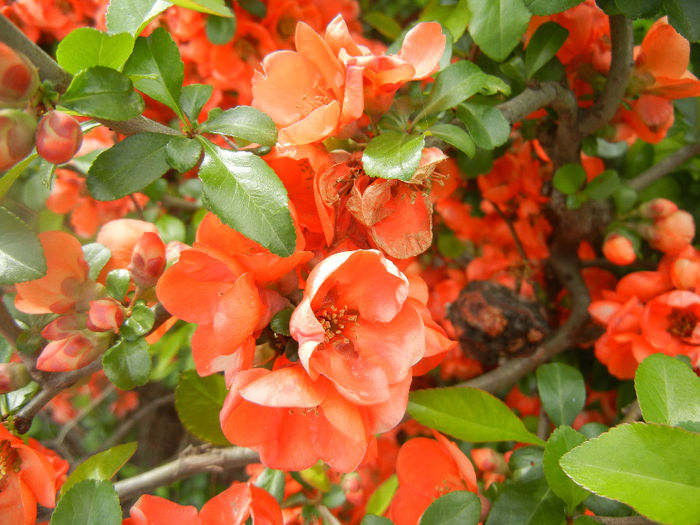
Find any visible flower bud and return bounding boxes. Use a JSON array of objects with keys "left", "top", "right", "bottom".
[
  {"left": 648, "top": 210, "right": 695, "bottom": 253},
  {"left": 86, "top": 298, "right": 124, "bottom": 333},
  {"left": 35, "top": 110, "right": 83, "bottom": 165},
  {"left": 0, "top": 108, "right": 36, "bottom": 171},
  {"left": 671, "top": 258, "right": 700, "bottom": 290},
  {"left": 36, "top": 331, "right": 111, "bottom": 372},
  {"left": 129, "top": 232, "right": 166, "bottom": 288},
  {"left": 0, "top": 42, "right": 39, "bottom": 107},
  {"left": 602, "top": 233, "right": 636, "bottom": 265},
  {"left": 639, "top": 198, "right": 678, "bottom": 219},
  {"left": 0, "top": 362, "right": 31, "bottom": 394}
]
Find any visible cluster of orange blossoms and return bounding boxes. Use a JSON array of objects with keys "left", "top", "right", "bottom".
[{"left": 3, "top": 0, "right": 700, "bottom": 522}]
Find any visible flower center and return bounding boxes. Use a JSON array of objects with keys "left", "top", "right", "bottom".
[
  {"left": 667, "top": 308, "right": 698, "bottom": 339},
  {"left": 0, "top": 440, "right": 19, "bottom": 490},
  {"left": 317, "top": 304, "right": 358, "bottom": 344}
]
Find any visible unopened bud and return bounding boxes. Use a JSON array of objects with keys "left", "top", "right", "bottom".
[
  {"left": 671, "top": 258, "right": 700, "bottom": 290},
  {"left": 86, "top": 298, "right": 124, "bottom": 333},
  {"left": 639, "top": 198, "right": 678, "bottom": 220},
  {"left": 0, "top": 108, "right": 36, "bottom": 171},
  {"left": 0, "top": 42, "right": 39, "bottom": 107},
  {"left": 0, "top": 362, "right": 31, "bottom": 394},
  {"left": 647, "top": 210, "right": 695, "bottom": 254},
  {"left": 36, "top": 331, "right": 111, "bottom": 372},
  {"left": 602, "top": 233, "right": 636, "bottom": 265},
  {"left": 129, "top": 232, "right": 166, "bottom": 288},
  {"left": 35, "top": 110, "right": 83, "bottom": 165}
]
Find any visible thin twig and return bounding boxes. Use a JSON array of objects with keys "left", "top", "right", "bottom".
[
  {"left": 55, "top": 384, "right": 115, "bottom": 445},
  {"left": 98, "top": 394, "right": 174, "bottom": 452},
  {"left": 589, "top": 516, "right": 661, "bottom": 525},
  {"left": 0, "top": 297, "right": 21, "bottom": 348},
  {"left": 619, "top": 399, "right": 642, "bottom": 424},
  {"left": 497, "top": 82, "right": 571, "bottom": 124},
  {"left": 113, "top": 446, "right": 260, "bottom": 502},
  {"left": 0, "top": 14, "right": 178, "bottom": 137},
  {"left": 579, "top": 16, "right": 634, "bottom": 135},
  {"left": 628, "top": 142, "right": 700, "bottom": 191}
]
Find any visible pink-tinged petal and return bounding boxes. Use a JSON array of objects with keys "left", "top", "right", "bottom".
[
  {"left": 16, "top": 446, "right": 57, "bottom": 508},
  {"left": 324, "top": 14, "right": 364, "bottom": 57},
  {"left": 398, "top": 22, "right": 445, "bottom": 79},
  {"left": 252, "top": 51, "right": 324, "bottom": 126},
  {"left": 278, "top": 100, "right": 341, "bottom": 145},
  {"left": 128, "top": 495, "right": 200, "bottom": 525},
  {"left": 239, "top": 365, "right": 327, "bottom": 408},
  {"left": 355, "top": 302, "right": 425, "bottom": 385},
  {"left": 36, "top": 334, "right": 103, "bottom": 372},
  {"left": 295, "top": 22, "right": 345, "bottom": 97},
  {"left": 340, "top": 64, "right": 365, "bottom": 123},
  {"left": 588, "top": 300, "right": 622, "bottom": 326},
  {"left": 312, "top": 389, "right": 368, "bottom": 472},
  {"left": 199, "top": 482, "right": 251, "bottom": 525},
  {"left": 249, "top": 485, "right": 284, "bottom": 525},
  {"left": 97, "top": 219, "right": 158, "bottom": 275},
  {"left": 433, "top": 431, "right": 478, "bottom": 492},
  {"left": 0, "top": 472, "right": 37, "bottom": 525}
]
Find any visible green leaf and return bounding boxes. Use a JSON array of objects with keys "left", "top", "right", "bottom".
[
  {"left": 106, "top": 0, "right": 171, "bottom": 36},
  {"left": 56, "top": 28, "right": 134, "bottom": 74},
  {"left": 254, "top": 468, "right": 286, "bottom": 504},
  {"left": 105, "top": 269, "right": 130, "bottom": 300},
  {"left": 663, "top": 0, "right": 700, "bottom": 42},
  {"left": 0, "top": 207, "right": 46, "bottom": 285},
  {"left": 197, "top": 139, "right": 296, "bottom": 257},
  {"left": 415, "top": 62, "right": 487, "bottom": 121},
  {"left": 200, "top": 106, "right": 278, "bottom": 146},
  {"left": 155, "top": 214, "right": 187, "bottom": 243},
  {"left": 612, "top": 184, "right": 637, "bottom": 213},
  {"left": 536, "top": 363, "right": 586, "bottom": 427},
  {"left": 362, "top": 131, "right": 425, "bottom": 181},
  {"left": 180, "top": 84, "right": 213, "bottom": 124},
  {"left": 542, "top": 426, "right": 589, "bottom": 511},
  {"left": 635, "top": 354, "right": 700, "bottom": 426},
  {"left": 510, "top": 446, "right": 545, "bottom": 482},
  {"left": 0, "top": 154, "right": 37, "bottom": 199},
  {"left": 485, "top": 478, "right": 566, "bottom": 525},
  {"left": 614, "top": 0, "right": 663, "bottom": 18},
  {"left": 363, "top": 12, "right": 402, "bottom": 40},
  {"left": 87, "top": 132, "right": 172, "bottom": 200},
  {"left": 102, "top": 338, "right": 151, "bottom": 390},
  {"left": 166, "top": 136, "right": 202, "bottom": 173},
  {"left": 270, "top": 307, "right": 293, "bottom": 337},
  {"left": 467, "top": 0, "right": 531, "bottom": 61},
  {"left": 456, "top": 103, "right": 510, "bottom": 150},
  {"left": 365, "top": 474, "right": 398, "bottom": 516},
  {"left": 238, "top": 0, "right": 266, "bottom": 18},
  {"left": 407, "top": 387, "right": 544, "bottom": 445},
  {"left": 523, "top": 0, "right": 584, "bottom": 15},
  {"left": 429, "top": 123, "right": 476, "bottom": 157},
  {"left": 60, "top": 442, "right": 137, "bottom": 497},
  {"left": 525, "top": 22, "right": 569, "bottom": 79},
  {"left": 82, "top": 243, "right": 112, "bottom": 281},
  {"left": 169, "top": 0, "right": 233, "bottom": 17},
  {"left": 420, "top": 491, "right": 481, "bottom": 525},
  {"left": 60, "top": 66, "right": 145, "bottom": 120},
  {"left": 583, "top": 170, "right": 620, "bottom": 201},
  {"left": 50, "top": 480, "right": 121, "bottom": 525},
  {"left": 121, "top": 303, "right": 155, "bottom": 341},
  {"left": 123, "top": 27, "right": 185, "bottom": 120},
  {"left": 361, "top": 516, "right": 394, "bottom": 525},
  {"left": 206, "top": 13, "right": 237, "bottom": 45},
  {"left": 552, "top": 163, "right": 586, "bottom": 195},
  {"left": 175, "top": 369, "right": 229, "bottom": 445},
  {"left": 560, "top": 423, "right": 700, "bottom": 525}
]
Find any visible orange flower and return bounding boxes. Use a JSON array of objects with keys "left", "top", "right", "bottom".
[
  {"left": 156, "top": 212, "right": 311, "bottom": 377},
  {"left": 290, "top": 250, "right": 424, "bottom": 406},
  {"left": 14, "top": 231, "right": 94, "bottom": 315},
  {"left": 0, "top": 424, "right": 68, "bottom": 525},
  {"left": 387, "top": 431, "right": 478, "bottom": 525},
  {"left": 641, "top": 290, "right": 700, "bottom": 365}
]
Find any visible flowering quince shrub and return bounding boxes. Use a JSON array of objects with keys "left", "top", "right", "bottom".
[{"left": 1, "top": 1, "right": 700, "bottom": 525}]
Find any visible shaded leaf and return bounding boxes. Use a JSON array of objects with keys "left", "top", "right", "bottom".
[
  {"left": 50, "top": 480, "right": 121, "bottom": 525},
  {"left": 175, "top": 369, "right": 229, "bottom": 445},
  {"left": 467, "top": 0, "right": 531, "bottom": 61},
  {"left": 102, "top": 338, "right": 151, "bottom": 390},
  {"left": 416, "top": 61, "right": 487, "bottom": 121},
  {"left": 60, "top": 67, "right": 145, "bottom": 120},
  {"left": 536, "top": 363, "right": 586, "bottom": 427},
  {"left": 420, "top": 491, "right": 480, "bottom": 525},
  {"left": 199, "top": 106, "right": 278, "bottom": 146},
  {"left": 525, "top": 22, "right": 569, "bottom": 79},
  {"left": 365, "top": 475, "right": 398, "bottom": 516},
  {"left": 0, "top": 207, "right": 46, "bottom": 285},
  {"left": 542, "top": 426, "right": 589, "bottom": 511},
  {"left": 429, "top": 123, "right": 476, "bottom": 157},
  {"left": 485, "top": 478, "right": 566, "bottom": 525},
  {"left": 456, "top": 103, "right": 510, "bottom": 150}
]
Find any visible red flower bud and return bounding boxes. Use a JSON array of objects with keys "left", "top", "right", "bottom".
[
  {"left": 35, "top": 110, "right": 83, "bottom": 165},
  {"left": 86, "top": 298, "right": 124, "bottom": 333},
  {"left": 0, "top": 362, "right": 31, "bottom": 394},
  {"left": 0, "top": 42, "right": 39, "bottom": 107},
  {"left": 602, "top": 233, "right": 636, "bottom": 265},
  {"left": 648, "top": 210, "right": 695, "bottom": 254},
  {"left": 639, "top": 198, "right": 678, "bottom": 219},
  {"left": 0, "top": 108, "right": 36, "bottom": 171},
  {"left": 129, "top": 231, "right": 166, "bottom": 288},
  {"left": 36, "top": 331, "right": 111, "bottom": 372}
]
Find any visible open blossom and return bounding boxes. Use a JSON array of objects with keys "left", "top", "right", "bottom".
[
  {"left": 0, "top": 425, "right": 68, "bottom": 525},
  {"left": 253, "top": 15, "right": 444, "bottom": 145},
  {"left": 221, "top": 250, "right": 430, "bottom": 472}
]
